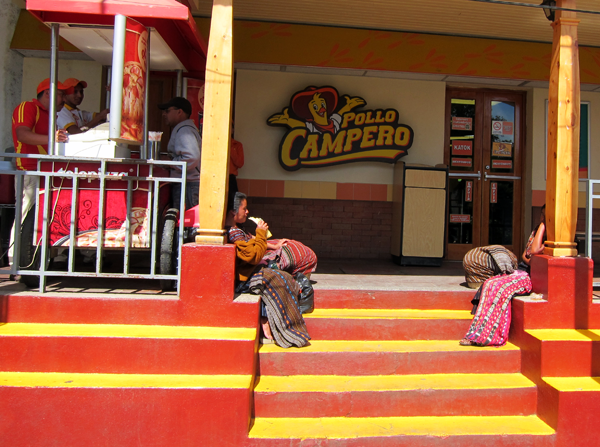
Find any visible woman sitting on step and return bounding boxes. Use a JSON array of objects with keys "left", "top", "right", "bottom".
[
  {"left": 226, "top": 192, "right": 311, "bottom": 348},
  {"left": 226, "top": 192, "right": 317, "bottom": 278},
  {"left": 460, "top": 205, "right": 546, "bottom": 347}
]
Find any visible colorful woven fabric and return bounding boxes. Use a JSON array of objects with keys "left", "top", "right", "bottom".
[
  {"left": 248, "top": 268, "right": 311, "bottom": 348},
  {"left": 227, "top": 227, "right": 317, "bottom": 276},
  {"left": 463, "top": 245, "right": 518, "bottom": 285},
  {"left": 463, "top": 270, "right": 532, "bottom": 346}
]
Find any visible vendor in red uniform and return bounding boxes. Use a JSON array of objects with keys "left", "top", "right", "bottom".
[{"left": 11, "top": 78, "right": 69, "bottom": 220}]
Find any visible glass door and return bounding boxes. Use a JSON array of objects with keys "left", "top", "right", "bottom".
[{"left": 445, "top": 89, "right": 524, "bottom": 260}]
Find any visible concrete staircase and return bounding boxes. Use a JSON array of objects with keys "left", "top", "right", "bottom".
[
  {"left": 247, "top": 290, "right": 556, "bottom": 446},
  {"left": 0, "top": 248, "right": 599, "bottom": 446}
]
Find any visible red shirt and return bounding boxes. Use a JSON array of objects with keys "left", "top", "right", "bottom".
[{"left": 12, "top": 99, "right": 49, "bottom": 170}]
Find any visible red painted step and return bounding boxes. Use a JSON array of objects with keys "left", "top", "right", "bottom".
[
  {"left": 257, "top": 341, "right": 522, "bottom": 376},
  {"left": 253, "top": 374, "right": 538, "bottom": 418},
  {"left": 314, "top": 289, "right": 473, "bottom": 310},
  {"left": 303, "top": 309, "right": 472, "bottom": 340},
  {"left": 0, "top": 323, "right": 256, "bottom": 375}
]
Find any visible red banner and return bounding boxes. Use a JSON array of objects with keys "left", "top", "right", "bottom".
[
  {"left": 492, "top": 159, "right": 513, "bottom": 169},
  {"left": 451, "top": 157, "right": 472, "bottom": 168},
  {"left": 452, "top": 140, "right": 473, "bottom": 156},
  {"left": 452, "top": 117, "right": 472, "bottom": 130},
  {"left": 120, "top": 18, "right": 148, "bottom": 144},
  {"left": 450, "top": 214, "right": 471, "bottom": 223},
  {"left": 491, "top": 182, "right": 498, "bottom": 203},
  {"left": 465, "top": 181, "right": 473, "bottom": 202}
]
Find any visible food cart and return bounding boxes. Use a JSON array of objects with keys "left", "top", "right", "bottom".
[{"left": 4, "top": 0, "right": 208, "bottom": 292}]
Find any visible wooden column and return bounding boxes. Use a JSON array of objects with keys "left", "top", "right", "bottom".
[
  {"left": 544, "top": 0, "right": 580, "bottom": 257},
  {"left": 196, "top": 0, "right": 233, "bottom": 245}
]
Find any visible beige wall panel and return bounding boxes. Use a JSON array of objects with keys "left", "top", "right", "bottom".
[
  {"left": 234, "top": 69, "right": 446, "bottom": 184},
  {"left": 402, "top": 187, "right": 446, "bottom": 258},
  {"left": 21, "top": 58, "right": 104, "bottom": 112},
  {"left": 404, "top": 169, "right": 446, "bottom": 189}
]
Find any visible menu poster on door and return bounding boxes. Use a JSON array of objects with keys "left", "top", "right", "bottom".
[
  {"left": 492, "top": 142, "right": 512, "bottom": 157},
  {"left": 492, "top": 159, "right": 513, "bottom": 169},
  {"left": 465, "top": 181, "right": 473, "bottom": 202},
  {"left": 452, "top": 117, "right": 472, "bottom": 131},
  {"left": 452, "top": 140, "right": 473, "bottom": 156},
  {"left": 491, "top": 182, "right": 498, "bottom": 203},
  {"left": 186, "top": 79, "right": 205, "bottom": 129},
  {"left": 451, "top": 158, "right": 472, "bottom": 168},
  {"left": 120, "top": 18, "right": 148, "bottom": 144},
  {"left": 492, "top": 120, "right": 514, "bottom": 135}
]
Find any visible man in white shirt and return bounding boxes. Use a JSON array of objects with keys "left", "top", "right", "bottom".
[{"left": 57, "top": 78, "right": 109, "bottom": 134}]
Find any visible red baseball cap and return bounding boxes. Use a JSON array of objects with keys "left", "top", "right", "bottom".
[
  {"left": 62, "top": 78, "right": 88, "bottom": 94},
  {"left": 37, "top": 78, "right": 67, "bottom": 94}
]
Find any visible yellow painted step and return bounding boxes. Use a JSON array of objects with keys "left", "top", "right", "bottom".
[
  {"left": 0, "top": 323, "right": 256, "bottom": 341},
  {"left": 526, "top": 329, "right": 600, "bottom": 341},
  {"left": 544, "top": 376, "right": 600, "bottom": 392},
  {"left": 305, "top": 308, "right": 473, "bottom": 320},
  {"left": 0, "top": 371, "right": 252, "bottom": 389},
  {"left": 255, "top": 373, "right": 535, "bottom": 393},
  {"left": 259, "top": 339, "right": 520, "bottom": 353},
  {"left": 249, "top": 415, "right": 554, "bottom": 439}
]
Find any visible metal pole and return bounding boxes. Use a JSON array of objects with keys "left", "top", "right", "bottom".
[
  {"left": 176, "top": 69, "right": 183, "bottom": 97},
  {"left": 142, "top": 27, "right": 151, "bottom": 159},
  {"left": 109, "top": 15, "right": 126, "bottom": 141},
  {"left": 48, "top": 23, "right": 60, "bottom": 155}
]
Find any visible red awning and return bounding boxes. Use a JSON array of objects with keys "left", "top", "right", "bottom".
[{"left": 26, "top": 0, "right": 207, "bottom": 78}]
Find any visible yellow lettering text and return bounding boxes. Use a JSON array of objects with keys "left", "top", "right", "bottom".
[
  {"left": 360, "top": 126, "right": 378, "bottom": 148},
  {"left": 280, "top": 128, "right": 307, "bottom": 168},
  {"left": 385, "top": 110, "right": 397, "bottom": 123},
  {"left": 320, "top": 131, "right": 347, "bottom": 156},
  {"left": 394, "top": 126, "right": 411, "bottom": 146},
  {"left": 344, "top": 128, "right": 363, "bottom": 152},
  {"left": 300, "top": 134, "right": 320, "bottom": 158},
  {"left": 341, "top": 113, "right": 355, "bottom": 128},
  {"left": 376, "top": 125, "right": 395, "bottom": 145}
]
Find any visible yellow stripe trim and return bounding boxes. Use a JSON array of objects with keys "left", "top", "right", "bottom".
[
  {"left": 255, "top": 373, "right": 535, "bottom": 393},
  {"left": 249, "top": 415, "right": 554, "bottom": 439},
  {"left": 0, "top": 323, "right": 256, "bottom": 341},
  {"left": 0, "top": 371, "right": 252, "bottom": 389},
  {"left": 305, "top": 308, "right": 473, "bottom": 320},
  {"left": 544, "top": 377, "right": 600, "bottom": 392},
  {"left": 302, "top": 149, "right": 403, "bottom": 165},
  {"left": 526, "top": 329, "right": 600, "bottom": 341},
  {"left": 259, "top": 340, "right": 520, "bottom": 353}
]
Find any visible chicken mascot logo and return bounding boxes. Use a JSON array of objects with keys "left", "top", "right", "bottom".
[{"left": 268, "top": 86, "right": 414, "bottom": 171}]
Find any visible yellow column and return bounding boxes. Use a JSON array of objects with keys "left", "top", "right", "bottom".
[
  {"left": 196, "top": 0, "right": 233, "bottom": 245},
  {"left": 544, "top": 0, "right": 580, "bottom": 257}
]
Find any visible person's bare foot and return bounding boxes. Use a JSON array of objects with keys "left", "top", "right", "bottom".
[
  {"left": 459, "top": 338, "right": 475, "bottom": 346},
  {"left": 261, "top": 317, "right": 273, "bottom": 340}
]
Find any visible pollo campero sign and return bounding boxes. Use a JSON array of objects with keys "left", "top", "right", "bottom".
[{"left": 268, "top": 86, "right": 414, "bottom": 171}]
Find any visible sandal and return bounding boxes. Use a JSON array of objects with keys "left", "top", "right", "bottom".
[{"left": 459, "top": 338, "right": 476, "bottom": 346}]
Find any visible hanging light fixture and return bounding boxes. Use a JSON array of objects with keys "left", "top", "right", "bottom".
[{"left": 541, "top": 0, "right": 556, "bottom": 21}]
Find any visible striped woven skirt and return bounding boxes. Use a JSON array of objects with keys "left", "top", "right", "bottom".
[
  {"left": 263, "top": 239, "right": 318, "bottom": 277},
  {"left": 248, "top": 268, "right": 311, "bottom": 348},
  {"left": 463, "top": 270, "right": 532, "bottom": 347},
  {"left": 463, "top": 245, "right": 517, "bottom": 286}
]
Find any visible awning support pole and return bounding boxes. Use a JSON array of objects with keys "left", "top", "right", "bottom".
[
  {"left": 544, "top": 0, "right": 580, "bottom": 257},
  {"left": 48, "top": 23, "right": 59, "bottom": 154},
  {"left": 196, "top": 0, "right": 234, "bottom": 245},
  {"left": 176, "top": 69, "right": 183, "bottom": 97}
]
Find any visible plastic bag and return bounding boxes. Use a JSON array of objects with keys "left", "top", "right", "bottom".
[{"left": 294, "top": 272, "right": 314, "bottom": 314}]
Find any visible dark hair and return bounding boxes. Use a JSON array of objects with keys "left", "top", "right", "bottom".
[
  {"left": 227, "top": 192, "right": 247, "bottom": 213},
  {"left": 37, "top": 91, "right": 44, "bottom": 100}
]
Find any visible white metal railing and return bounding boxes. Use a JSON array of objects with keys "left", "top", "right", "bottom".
[
  {"left": 0, "top": 154, "right": 187, "bottom": 293},
  {"left": 579, "top": 178, "right": 600, "bottom": 287}
]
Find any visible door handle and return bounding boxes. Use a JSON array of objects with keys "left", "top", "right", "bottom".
[
  {"left": 449, "top": 171, "right": 481, "bottom": 180},
  {"left": 484, "top": 172, "right": 521, "bottom": 181}
]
